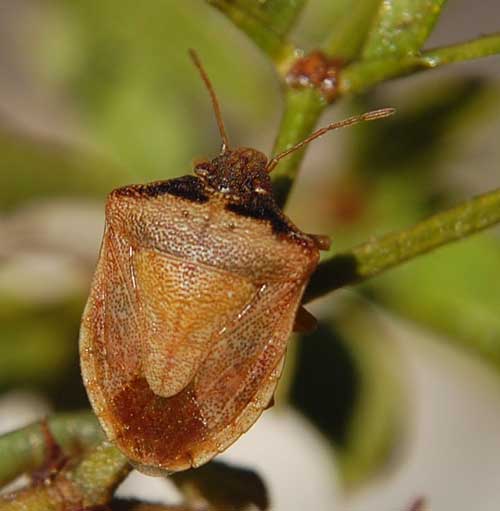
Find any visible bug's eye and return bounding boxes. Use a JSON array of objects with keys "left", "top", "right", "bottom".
[{"left": 195, "top": 167, "right": 209, "bottom": 177}]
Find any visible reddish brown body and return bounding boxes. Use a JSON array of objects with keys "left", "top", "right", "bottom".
[{"left": 80, "top": 148, "right": 324, "bottom": 473}]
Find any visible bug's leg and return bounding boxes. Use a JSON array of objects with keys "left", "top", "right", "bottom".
[
  {"left": 308, "top": 233, "right": 331, "bottom": 251},
  {"left": 264, "top": 394, "right": 275, "bottom": 410},
  {"left": 293, "top": 306, "right": 317, "bottom": 333}
]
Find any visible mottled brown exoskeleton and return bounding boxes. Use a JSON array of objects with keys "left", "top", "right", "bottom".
[{"left": 79, "top": 50, "right": 394, "bottom": 474}]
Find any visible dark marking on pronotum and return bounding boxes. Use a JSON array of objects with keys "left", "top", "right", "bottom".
[
  {"left": 113, "top": 176, "right": 209, "bottom": 203},
  {"left": 142, "top": 176, "right": 209, "bottom": 203},
  {"left": 226, "top": 194, "right": 292, "bottom": 236}
]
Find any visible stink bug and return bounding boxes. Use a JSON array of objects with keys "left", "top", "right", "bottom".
[{"left": 79, "top": 50, "right": 394, "bottom": 474}]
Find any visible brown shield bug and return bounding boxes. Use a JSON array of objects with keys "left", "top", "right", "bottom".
[{"left": 79, "top": 50, "right": 394, "bottom": 474}]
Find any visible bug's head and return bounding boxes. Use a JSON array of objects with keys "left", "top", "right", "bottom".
[
  {"left": 194, "top": 148, "right": 272, "bottom": 199},
  {"left": 189, "top": 48, "right": 395, "bottom": 192}
]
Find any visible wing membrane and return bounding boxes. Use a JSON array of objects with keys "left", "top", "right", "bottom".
[
  {"left": 195, "top": 280, "right": 305, "bottom": 430},
  {"left": 81, "top": 220, "right": 308, "bottom": 472}
]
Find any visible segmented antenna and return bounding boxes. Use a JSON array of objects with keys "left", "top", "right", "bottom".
[
  {"left": 266, "top": 108, "right": 395, "bottom": 173},
  {"left": 189, "top": 49, "right": 230, "bottom": 154}
]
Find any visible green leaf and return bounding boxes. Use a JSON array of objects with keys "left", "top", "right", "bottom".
[
  {"left": 207, "top": 0, "right": 303, "bottom": 65},
  {"left": 361, "top": 0, "right": 447, "bottom": 59}
]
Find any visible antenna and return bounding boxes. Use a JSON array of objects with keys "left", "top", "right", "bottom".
[
  {"left": 266, "top": 107, "right": 395, "bottom": 173},
  {"left": 189, "top": 49, "right": 230, "bottom": 154}
]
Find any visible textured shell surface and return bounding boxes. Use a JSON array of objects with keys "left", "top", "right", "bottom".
[{"left": 80, "top": 150, "right": 321, "bottom": 473}]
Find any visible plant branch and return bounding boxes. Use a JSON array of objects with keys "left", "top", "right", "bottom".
[
  {"left": 305, "top": 187, "right": 500, "bottom": 302},
  {"left": 361, "top": 0, "right": 448, "bottom": 59},
  {"left": 0, "top": 438, "right": 130, "bottom": 511},
  {"left": 0, "top": 411, "right": 103, "bottom": 487},
  {"left": 68, "top": 441, "right": 131, "bottom": 506},
  {"left": 322, "top": 0, "right": 381, "bottom": 61},
  {"left": 271, "top": 88, "right": 326, "bottom": 207},
  {"left": 340, "top": 33, "right": 500, "bottom": 94},
  {"left": 206, "top": 0, "right": 299, "bottom": 70}
]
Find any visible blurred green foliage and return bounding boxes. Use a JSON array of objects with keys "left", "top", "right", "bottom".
[
  {"left": 370, "top": 235, "right": 500, "bottom": 367},
  {"left": 0, "top": 127, "right": 126, "bottom": 209},
  {"left": 292, "top": 309, "right": 404, "bottom": 486},
  {"left": 208, "top": 0, "right": 304, "bottom": 63},
  {"left": 38, "top": 0, "right": 278, "bottom": 180}
]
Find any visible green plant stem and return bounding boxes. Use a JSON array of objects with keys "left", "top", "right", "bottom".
[
  {"left": 305, "top": 187, "right": 500, "bottom": 302},
  {"left": 68, "top": 441, "right": 131, "bottom": 506},
  {"left": 0, "top": 412, "right": 103, "bottom": 486},
  {"left": 271, "top": 88, "right": 326, "bottom": 207},
  {"left": 0, "top": 441, "right": 130, "bottom": 511},
  {"left": 322, "top": 0, "right": 383, "bottom": 60},
  {"left": 361, "top": 0, "right": 448, "bottom": 59},
  {"left": 340, "top": 33, "right": 500, "bottom": 94}
]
